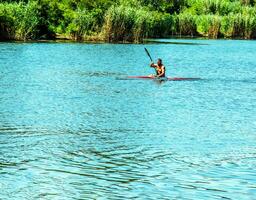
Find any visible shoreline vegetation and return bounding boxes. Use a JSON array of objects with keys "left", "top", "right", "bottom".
[{"left": 0, "top": 0, "right": 256, "bottom": 43}]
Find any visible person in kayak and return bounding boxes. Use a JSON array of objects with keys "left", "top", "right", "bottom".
[{"left": 150, "top": 58, "right": 166, "bottom": 78}]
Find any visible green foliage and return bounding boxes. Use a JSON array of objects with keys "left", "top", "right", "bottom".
[
  {"left": 36, "top": 0, "right": 64, "bottom": 38},
  {"left": 102, "top": 5, "right": 136, "bottom": 42},
  {"left": 134, "top": 0, "right": 188, "bottom": 13},
  {"left": 65, "top": 8, "right": 100, "bottom": 40},
  {"left": 196, "top": 15, "right": 221, "bottom": 38},
  {"left": 151, "top": 13, "right": 177, "bottom": 37},
  {"left": 102, "top": 5, "right": 176, "bottom": 42},
  {"left": 182, "top": 0, "right": 256, "bottom": 39},
  {"left": 220, "top": 12, "right": 256, "bottom": 38},
  {"left": 15, "top": 1, "right": 40, "bottom": 40},
  {"left": 0, "top": 1, "right": 40, "bottom": 40},
  {"left": 178, "top": 13, "right": 197, "bottom": 36},
  {"left": 186, "top": 0, "right": 249, "bottom": 15},
  {"left": 0, "top": 0, "right": 256, "bottom": 41},
  {"left": 0, "top": 3, "right": 16, "bottom": 39}
]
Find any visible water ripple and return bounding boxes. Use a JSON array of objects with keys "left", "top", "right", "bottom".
[{"left": 0, "top": 40, "right": 256, "bottom": 199}]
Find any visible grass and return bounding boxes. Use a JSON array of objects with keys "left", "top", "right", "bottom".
[{"left": 0, "top": 0, "right": 256, "bottom": 42}]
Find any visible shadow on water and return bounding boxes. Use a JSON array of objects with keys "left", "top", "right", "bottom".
[
  {"left": 71, "top": 71, "right": 125, "bottom": 78},
  {"left": 153, "top": 79, "right": 168, "bottom": 85},
  {"left": 202, "top": 78, "right": 256, "bottom": 84},
  {"left": 143, "top": 39, "right": 209, "bottom": 46},
  {"left": 116, "top": 77, "right": 203, "bottom": 82}
]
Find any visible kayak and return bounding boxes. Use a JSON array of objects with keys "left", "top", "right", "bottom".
[{"left": 127, "top": 76, "right": 201, "bottom": 81}]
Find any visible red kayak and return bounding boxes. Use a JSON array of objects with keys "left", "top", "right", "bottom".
[{"left": 127, "top": 76, "right": 201, "bottom": 81}]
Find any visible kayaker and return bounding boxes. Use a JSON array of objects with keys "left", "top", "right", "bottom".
[{"left": 150, "top": 58, "right": 166, "bottom": 78}]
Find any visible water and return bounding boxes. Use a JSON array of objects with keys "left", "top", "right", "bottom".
[{"left": 0, "top": 39, "right": 255, "bottom": 199}]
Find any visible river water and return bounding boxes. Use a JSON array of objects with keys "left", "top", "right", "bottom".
[{"left": 0, "top": 39, "right": 255, "bottom": 199}]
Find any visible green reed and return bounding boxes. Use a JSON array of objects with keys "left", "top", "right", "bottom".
[
  {"left": 0, "top": 2, "right": 40, "bottom": 40},
  {"left": 178, "top": 13, "right": 197, "bottom": 37},
  {"left": 0, "top": 0, "right": 255, "bottom": 41},
  {"left": 196, "top": 15, "right": 221, "bottom": 38},
  {"left": 102, "top": 5, "right": 176, "bottom": 43}
]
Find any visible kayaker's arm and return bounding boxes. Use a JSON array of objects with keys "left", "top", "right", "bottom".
[{"left": 150, "top": 63, "right": 157, "bottom": 68}]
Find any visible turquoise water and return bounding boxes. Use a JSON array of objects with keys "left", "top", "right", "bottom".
[{"left": 0, "top": 40, "right": 255, "bottom": 199}]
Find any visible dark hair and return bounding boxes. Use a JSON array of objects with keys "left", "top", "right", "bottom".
[{"left": 158, "top": 58, "right": 162, "bottom": 63}]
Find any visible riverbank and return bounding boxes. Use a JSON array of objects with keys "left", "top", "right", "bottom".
[
  {"left": 0, "top": 0, "right": 255, "bottom": 43},
  {"left": 0, "top": 35, "right": 255, "bottom": 45}
]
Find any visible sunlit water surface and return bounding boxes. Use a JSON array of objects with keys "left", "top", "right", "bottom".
[{"left": 0, "top": 39, "right": 256, "bottom": 199}]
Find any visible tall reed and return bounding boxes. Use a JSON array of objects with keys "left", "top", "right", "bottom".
[
  {"left": 1, "top": 0, "right": 256, "bottom": 41},
  {"left": 0, "top": 2, "right": 18, "bottom": 39},
  {"left": 102, "top": 6, "right": 136, "bottom": 42},
  {"left": 178, "top": 12, "right": 197, "bottom": 37},
  {"left": 0, "top": 2, "right": 40, "bottom": 40},
  {"left": 102, "top": 5, "right": 177, "bottom": 42},
  {"left": 196, "top": 15, "right": 221, "bottom": 38},
  {"left": 220, "top": 13, "right": 256, "bottom": 38},
  {"left": 187, "top": 0, "right": 243, "bottom": 15},
  {"left": 15, "top": 1, "right": 40, "bottom": 40},
  {"left": 66, "top": 9, "right": 98, "bottom": 41}
]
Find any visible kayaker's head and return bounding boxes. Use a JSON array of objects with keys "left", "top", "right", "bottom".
[{"left": 157, "top": 58, "right": 162, "bottom": 66}]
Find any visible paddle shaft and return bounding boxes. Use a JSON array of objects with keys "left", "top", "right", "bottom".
[{"left": 144, "top": 48, "right": 153, "bottom": 62}]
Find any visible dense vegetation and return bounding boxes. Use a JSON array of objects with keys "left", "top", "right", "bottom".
[{"left": 0, "top": 0, "right": 256, "bottom": 42}]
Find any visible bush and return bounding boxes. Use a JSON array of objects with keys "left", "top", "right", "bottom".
[
  {"left": 102, "top": 6, "right": 136, "bottom": 42},
  {"left": 220, "top": 12, "right": 256, "bottom": 38},
  {"left": 102, "top": 5, "right": 177, "bottom": 43},
  {"left": 133, "top": 11, "right": 177, "bottom": 42},
  {"left": 14, "top": 1, "right": 40, "bottom": 40},
  {"left": 178, "top": 13, "right": 197, "bottom": 36},
  {"left": 1, "top": 0, "right": 256, "bottom": 42},
  {"left": 0, "top": 3, "right": 18, "bottom": 39},
  {"left": 187, "top": 0, "right": 243, "bottom": 15},
  {"left": 196, "top": 15, "right": 221, "bottom": 38},
  {"left": 65, "top": 9, "right": 99, "bottom": 41},
  {"left": 0, "top": 2, "right": 40, "bottom": 40},
  {"left": 151, "top": 13, "right": 177, "bottom": 38}
]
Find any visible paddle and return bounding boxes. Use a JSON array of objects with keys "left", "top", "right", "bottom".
[{"left": 144, "top": 48, "right": 153, "bottom": 63}]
